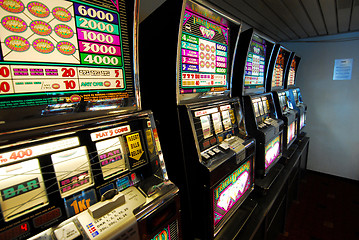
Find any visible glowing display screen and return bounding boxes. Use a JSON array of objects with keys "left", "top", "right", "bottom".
[
  {"left": 265, "top": 135, "right": 281, "bottom": 169},
  {"left": 179, "top": 1, "right": 230, "bottom": 95},
  {"left": 213, "top": 160, "right": 252, "bottom": 227},
  {"left": 300, "top": 113, "right": 305, "bottom": 129},
  {"left": 287, "top": 121, "right": 296, "bottom": 144},
  {"left": 271, "top": 48, "right": 285, "bottom": 88},
  {"left": 244, "top": 34, "right": 266, "bottom": 89}
]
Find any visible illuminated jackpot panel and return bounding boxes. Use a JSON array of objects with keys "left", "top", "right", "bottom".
[
  {"left": 0, "top": 0, "right": 135, "bottom": 113},
  {"left": 179, "top": 1, "right": 230, "bottom": 94},
  {"left": 299, "top": 113, "right": 305, "bottom": 129},
  {"left": 287, "top": 121, "right": 296, "bottom": 144},
  {"left": 213, "top": 158, "right": 253, "bottom": 228},
  {"left": 244, "top": 35, "right": 266, "bottom": 90},
  {"left": 271, "top": 48, "right": 285, "bottom": 88},
  {"left": 264, "top": 135, "right": 281, "bottom": 170}
]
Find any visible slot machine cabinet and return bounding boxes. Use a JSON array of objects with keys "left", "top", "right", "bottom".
[
  {"left": 139, "top": 0, "right": 257, "bottom": 238},
  {"left": 285, "top": 53, "right": 307, "bottom": 140},
  {"left": 266, "top": 45, "right": 298, "bottom": 159},
  {"left": 232, "top": 29, "right": 284, "bottom": 188},
  {"left": 0, "top": 111, "right": 181, "bottom": 240},
  {"left": 177, "top": 99, "right": 256, "bottom": 239},
  {"left": 0, "top": 0, "right": 181, "bottom": 239},
  {"left": 242, "top": 94, "right": 283, "bottom": 180}
]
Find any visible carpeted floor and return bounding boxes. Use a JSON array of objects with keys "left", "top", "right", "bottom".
[{"left": 277, "top": 170, "right": 359, "bottom": 240}]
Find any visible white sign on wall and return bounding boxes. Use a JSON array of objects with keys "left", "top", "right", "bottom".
[{"left": 333, "top": 58, "right": 353, "bottom": 80}]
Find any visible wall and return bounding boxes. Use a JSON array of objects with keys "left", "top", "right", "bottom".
[{"left": 282, "top": 32, "right": 359, "bottom": 180}]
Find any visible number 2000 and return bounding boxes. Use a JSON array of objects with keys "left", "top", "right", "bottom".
[{"left": 79, "top": 18, "right": 114, "bottom": 33}]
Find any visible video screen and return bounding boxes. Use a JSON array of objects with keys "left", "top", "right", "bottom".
[
  {"left": 213, "top": 158, "right": 253, "bottom": 228},
  {"left": 244, "top": 34, "right": 266, "bottom": 90},
  {"left": 179, "top": 1, "right": 230, "bottom": 96},
  {"left": 300, "top": 113, "right": 305, "bottom": 129},
  {"left": 287, "top": 57, "right": 297, "bottom": 87},
  {"left": 0, "top": 0, "right": 137, "bottom": 130},
  {"left": 271, "top": 48, "right": 285, "bottom": 88}
]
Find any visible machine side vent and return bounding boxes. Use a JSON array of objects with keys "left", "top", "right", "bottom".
[{"left": 169, "top": 219, "right": 179, "bottom": 240}]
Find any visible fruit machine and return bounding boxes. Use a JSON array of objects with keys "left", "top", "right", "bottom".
[
  {"left": 232, "top": 28, "right": 284, "bottom": 189},
  {"left": 0, "top": 0, "right": 181, "bottom": 239},
  {"left": 266, "top": 45, "right": 298, "bottom": 159},
  {"left": 139, "top": 0, "right": 257, "bottom": 239},
  {"left": 285, "top": 53, "right": 307, "bottom": 139}
]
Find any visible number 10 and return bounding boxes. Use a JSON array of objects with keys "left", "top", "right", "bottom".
[{"left": 64, "top": 80, "right": 76, "bottom": 89}]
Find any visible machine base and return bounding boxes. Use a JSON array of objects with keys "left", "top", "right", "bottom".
[
  {"left": 211, "top": 198, "right": 258, "bottom": 240},
  {"left": 297, "top": 131, "right": 307, "bottom": 142},
  {"left": 282, "top": 143, "right": 299, "bottom": 161},
  {"left": 255, "top": 163, "right": 284, "bottom": 195}
]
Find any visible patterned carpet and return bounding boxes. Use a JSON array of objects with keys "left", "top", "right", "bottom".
[{"left": 278, "top": 170, "right": 359, "bottom": 240}]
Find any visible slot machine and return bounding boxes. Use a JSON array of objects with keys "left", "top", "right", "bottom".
[
  {"left": 139, "top": 0, "right": 256, "bottom": 239},
  {"left": 266, "top": 45, "right": 298, "bottom": 159},
  {"left": 0, "top": 0, "right": 180, "bottom": 239},
  {"left": 232, "top": 29, "right": 284, "bottom": 189},
  {"left": 285, "top": 53, "right": 307, "bottom": 139}
]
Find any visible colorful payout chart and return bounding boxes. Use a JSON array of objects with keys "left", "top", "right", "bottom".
[
  {"left": 0, "top": 0, "right": 133, "bottom": 110},
  {"left": 179, "top": 2, "right": 229, "bottom": 94},
  {"left": 271, "top": 49, "right": 285, "bottom": 88},
  {"left": 288, "top": 58, "right": 296, "bottom": 86},
  {"left": 244, "top": 35, "right": 266, "bottom": 90}
]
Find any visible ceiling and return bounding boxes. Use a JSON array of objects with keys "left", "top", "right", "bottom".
[{"left": 204, "top": 0, "right": 359, "bottom": 42}]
